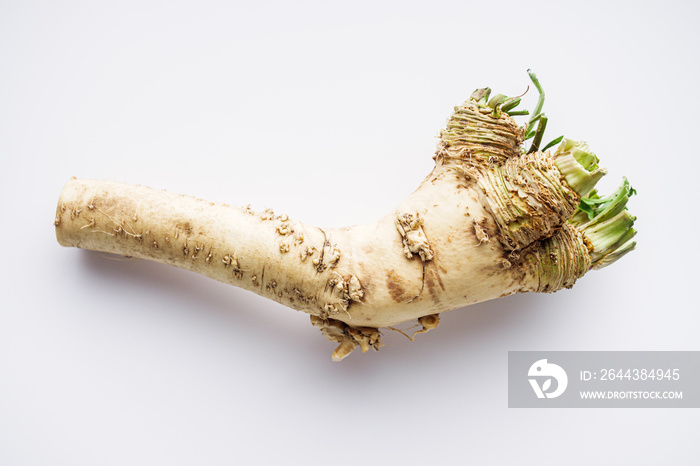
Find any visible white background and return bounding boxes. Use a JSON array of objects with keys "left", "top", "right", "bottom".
[{"left": 1, "top": 1, "right": 698, "bottom": 464}]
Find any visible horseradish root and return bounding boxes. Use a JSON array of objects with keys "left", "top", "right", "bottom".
[{"left": 54, "top": 72, "right": 637, "bottom": 361}]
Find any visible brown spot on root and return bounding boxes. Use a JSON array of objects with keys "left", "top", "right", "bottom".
[
  {"left": 423, "top": 268, "right": 441, "bottom": 304},
  {"left": 175, "top": 221, "right": 193, "bottom": 237},
  {"left": 386, "top": 270, "right": 408, "bottom": 303},
  {"left": 429, "top": 263, "right": 445, "bottom": 291}
]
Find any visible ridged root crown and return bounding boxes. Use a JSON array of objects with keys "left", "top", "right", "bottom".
[{"left": 438, "top": 70, "right": 637, "bottom": 276}]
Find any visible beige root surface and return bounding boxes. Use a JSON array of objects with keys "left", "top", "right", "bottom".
[{"left": 55, "top": 107, "right": 592, "bottom": 360}]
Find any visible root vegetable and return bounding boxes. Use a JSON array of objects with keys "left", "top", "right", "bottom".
[{"left": 54, "top": 72, "right": 636, "bottom": 361}]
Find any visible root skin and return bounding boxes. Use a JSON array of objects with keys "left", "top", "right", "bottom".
[
  {"left": 54, "top": 91, "right": 624, "bottom": 360},
  {"left": 55, "top": 155, "right": 585, "bottom": 329}
]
